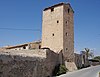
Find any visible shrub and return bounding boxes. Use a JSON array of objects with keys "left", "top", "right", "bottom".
[
  {"left": 52, "top": 64, "right": 68, "bottom": 76},
  {"left": 94, "top": 56, "right": 100, "bottom": 61}
]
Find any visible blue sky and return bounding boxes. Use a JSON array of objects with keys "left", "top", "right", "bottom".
[{"left": 0, "top": 0, "right": 100, "bottom": 56}]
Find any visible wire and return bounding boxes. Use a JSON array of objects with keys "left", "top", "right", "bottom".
[{"left": 0, "top": 28, "right": 41, "bottom": 31}]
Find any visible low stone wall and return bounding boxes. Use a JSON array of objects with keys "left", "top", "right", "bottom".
[
  {"left": 65, "top": 61, "right": 77, "bottom": 71},
  {"left": 0, "top": 49, "right": 59, "bottom": 77},
  {"left": 74, "top": 53, "right": 82, "bottom": 68}
]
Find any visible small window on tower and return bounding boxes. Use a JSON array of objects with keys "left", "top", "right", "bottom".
[
  {"left": 66, "top": 21, "right": 67, "bottom": 24},
  {"left": 51, "top": 8, "right": 54, "bottom": 12},
  {"left": 66, "top": 48, "right": 68, "bottom": 50},
  {"left": 66, "top": 21, "right": 68, "bottom": 25},
  {"left": 68, "top": 8, "right": 70, "bottom": 13},
  {"left": 57, "top": 20, "right": 59, "bottom": 23},
  {"left": 23, "top": 46, "right": 26, "bottom": 49},
  {"left": 66, "top": 32, "right": 68, "bottom": 36},
  {"left": 52, "top": 33, "right": 54, "bottom": 36}
]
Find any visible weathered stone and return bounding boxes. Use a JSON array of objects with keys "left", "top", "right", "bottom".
[
  {"left": 42, "top": 3, "right": 76, "bottom": 71},
  {"left": 0, "top": 49, "right": 59, "bottom": 77}
]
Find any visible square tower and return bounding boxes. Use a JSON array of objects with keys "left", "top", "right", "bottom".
[{"left": 42, "top": 3, "right": 74, "bottom": 62}]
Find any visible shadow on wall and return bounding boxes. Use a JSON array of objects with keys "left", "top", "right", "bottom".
[{"left": 0, "top": 49, "right": 64, "bottom": 77}]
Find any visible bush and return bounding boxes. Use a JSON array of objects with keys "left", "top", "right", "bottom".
[
  {"left": 94, "top": 56, "right": 100, "bottom": 61},
  {"left": 52, "top": 64, "right": 68, "bottom": 76}
]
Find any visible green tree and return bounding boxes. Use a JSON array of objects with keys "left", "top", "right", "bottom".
[
  {"left": 53, "top": 64, "right": 68, "bottom": 76},
  {"left": 85, "top": 48, "right": 94, "bottom": 59},
  {"left": 57, "top": 65, "right": 68, "bottom": 76},
  {"left": 94, "top": 56, "right": 100, "bottom": 61}
]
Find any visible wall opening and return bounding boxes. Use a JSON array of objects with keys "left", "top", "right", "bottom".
[
  {"left": 39, "top": 45, "right": 41, "bottom": 49},
  {"left": 57, "top": 20, "right": 59, "bottom": 23},
  {"left": 68, "top": 8, "right": 70, "bottom": 13},
  {"left": 66, "top": 21, "right": 68, "bottom": 26},
  {"left": 66, "top": 32, "right": 68, "bottom": 36},
  {"left": 66, "top": 21, "right": 67, "bottom": 24},
  {"left": 52, "top": 33, "right": 54, "bottom": 36},
  {"left": 23, "top": 46, "right": 26, "bottom": 49},
  {"left": 51, "top": 8, "right": 54, "bottom": 12},
  {"left": 66, "top": 48, "right": 68, "bottom": 50}
]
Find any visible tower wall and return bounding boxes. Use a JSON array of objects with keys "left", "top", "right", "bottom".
[
  {"left": 42, "top": 3, "right": 74, "bottom": 62},
  {"left": 63, "top": 4, "right": 74, "bottom": 62},
  {"left": 42, "top": 5, "right": 64, "bottom": 53}
]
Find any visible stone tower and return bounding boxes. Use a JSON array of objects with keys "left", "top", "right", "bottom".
[{"left": 42, "top": 3, "right": 74, "bottom": 63}]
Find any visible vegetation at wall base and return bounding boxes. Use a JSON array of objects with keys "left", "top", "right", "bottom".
[
  {"left": 52, "top": 64, "right": 68, "bottom": 76},
  {"left": 94, "top": 56, "right": 100, "bottom": 62}
]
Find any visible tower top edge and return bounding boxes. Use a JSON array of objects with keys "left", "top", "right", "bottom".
[{"left": 43, "top": 2, "right": 74, "bottom": 13}]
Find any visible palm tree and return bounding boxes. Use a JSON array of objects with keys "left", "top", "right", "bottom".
[{"left": 85, "top": 48, "right": 94, "bottom": 59}]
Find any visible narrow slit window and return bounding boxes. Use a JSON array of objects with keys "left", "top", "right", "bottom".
[
  {"left": 68, "top": 8, "right": 70, "bottom": 13},
  {"left": 66, "top": 21, "right": 68, "bottom": 26},
  {"left": 66, "top": 32, "right": 68, "bottom": 36},
  {"left": 23, "top": 46, "right": 26, "bottom": 49},
  {"left": 52, "top": 33, "right": 54, "bottom": 36},
  {"left": 57, "top": 20, "right": 59, "bottom": 23},
  {"left": 51, "top": 8, "right": 54, "bottom": 12},
  {"left": 66, "top": 21, "right": 67, "bottom": 24}
]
